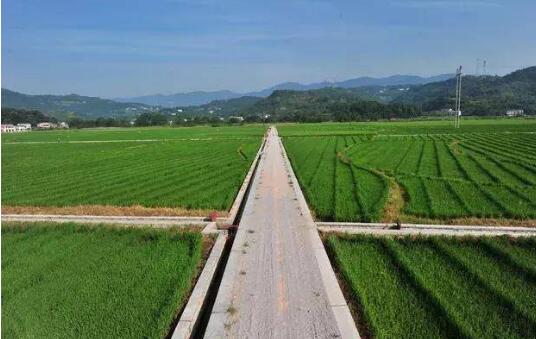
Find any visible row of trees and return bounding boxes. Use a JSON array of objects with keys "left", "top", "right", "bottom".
[
  {"left": 330, "top": 101, "right": 421, "bottom": 121},
  {"left": 67, "top": 117, "right": 131, "bottom": 128},
  {"left": 1, "top": 108, "right": 58, "bottom": 125},
  {"left": 0, "top": 108, "right": 251, "bottom": 129},
  {"left": 241, "top": 88, "right": 423, "bottom": 122},
  {"left": 0, "top": 108, "right": 136, "bottom": 128},
  {"left": 134, "top": 112, "right": 258, "bottom": 126},
  {"left": 133, "top": 112, "right": 169, "bottom": 126}
]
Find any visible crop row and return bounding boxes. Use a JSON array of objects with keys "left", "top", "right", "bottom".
[
  {"left": 1, "top": 125, "right": 266, "bottom": 143},
  {"left": 278, "top": 118, "right": 536, "bottom": 137},
  {"left": 2, "top": 222, "right": 203, "bottom": 338},
  {"left": 284, "top": 131, "right": 536, "bottom": 221},
  {"left": 2, "top": 138, "right": 261, "bottom": 211},
  {"left": 285, "top": 136, "right": 388, "bottom": 221},
  {"left": 327, "top": 235, "right": 536, "bottom": 339}
]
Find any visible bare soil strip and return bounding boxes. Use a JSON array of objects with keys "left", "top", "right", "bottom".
[
  {"left": 381, "top": 177, "right": 405, "bottom": 223},
  {"left": 2, "top": 205, "right": 224, "bottom": 218},
  {"left": 1, "top": 214, "right": 209, "bottom": 227}
]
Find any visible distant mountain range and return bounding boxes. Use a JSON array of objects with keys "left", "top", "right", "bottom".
[
  {"left": 1, "top": 89, "right": 156, "bottom": 119},
  {"left": 115, "top": 90, "right": 240, "bottom": 107},
  {"left": 115, "top": 74, "right": 453, "bottom": 107},
  {"left": 184, "top": 66, "right": 536, "bottom": 119},
  {"left": 3, "top": 67, "right": 534, "bottom": 120}
]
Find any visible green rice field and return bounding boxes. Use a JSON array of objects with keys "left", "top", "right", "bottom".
[
  {"left": 279, "top": 118, "right": 536, "bottom": 137},
  {"left": 281, "top": 118, "right": 536, "bottom": 222},
  {"left": 1, "top": 125, "right": 266, "bottom": 142},
  {"left": 2, "top": 126, "right": 264, "bottom": 211},
  {"left": 1, "top": 222, "right": 204, "bottom": 338},
  {"left": 327, "top": 234, "right": 536, "bottom": 339}
]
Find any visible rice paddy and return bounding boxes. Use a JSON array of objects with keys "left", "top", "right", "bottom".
[
  {"left": 1, "top": 222, "right": 205, "bottom": 338},
  {"left": 327, "top": 234, "right": 536, "bottom": 339},
  {"left": 2, "top": 126, "right": 264, "bottom": 212},
  {"left": 281, "top": 118, "right": 536, "bottom": 222}
]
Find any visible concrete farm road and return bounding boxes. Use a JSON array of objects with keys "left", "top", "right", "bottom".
[{"left": 204, "top": 127, "right": 358, "bottom": 338}]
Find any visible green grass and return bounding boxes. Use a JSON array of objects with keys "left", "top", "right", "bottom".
[
  {"left": 281, "top": 119, "right": 536, "bottom": 222},
  {"left": 2, "top": 222, "right": 204, "bottom": 338},
  {"left": 2, "top": 126, "right": 264, "bottom": 211},
  {"left": 327, "top": 234, "right": 536, "bottom": 339}
]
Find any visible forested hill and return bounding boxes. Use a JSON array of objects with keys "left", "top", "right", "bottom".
[
  {"left": 242, "top": 87, "right": 419, "bottom": 122},
  {"left": 1, "top": 89, "right": 155, "bottom": 119},
  {"left": 186, "top": 67, "right": 536, "bottom": 121},
  {"left": 392, "top": 66, "right": 536, "bottom": 115},
  {"left": 2, "top": 66, "right": 534, "bottom": 122},
  {"left": 115, "top": 74, "right": 453, "bottom": 107},
  {"left": 1, "top": 107, "right": 58, "bottom": 125}
]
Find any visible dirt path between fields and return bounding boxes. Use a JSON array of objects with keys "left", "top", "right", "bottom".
[
  {"left": 203, "top": 127, "right": 358, "bottom": 338},
  {"left": 1, "top": 205, "right": 222, "bottom": 217}
]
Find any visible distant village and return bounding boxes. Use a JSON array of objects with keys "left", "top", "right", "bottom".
[{"left": 1, "top": 121, "right": 69, "bottom": 133}]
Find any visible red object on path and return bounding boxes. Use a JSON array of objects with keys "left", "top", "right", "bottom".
[{"left": 209, "top": 211, "right": 218, "bottom": 222}]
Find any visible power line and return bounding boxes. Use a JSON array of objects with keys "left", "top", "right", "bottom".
[{"left": 454, "top": 65, "right": 463, "bottom": 129}]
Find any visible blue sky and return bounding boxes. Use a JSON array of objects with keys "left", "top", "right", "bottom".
[{"left": 2, "top": 0, "right": 535, "bottom": 97}]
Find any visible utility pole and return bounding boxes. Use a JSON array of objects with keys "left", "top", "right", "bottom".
[{"left": 454, "top": 66, "right": 463, "bottom": 128}]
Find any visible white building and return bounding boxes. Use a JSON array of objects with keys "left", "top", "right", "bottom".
[
  {"left": 17, "top": 123, "right": 32, "bottom": 131},
  {"left": 37, "top": 122, "right": 53, "bottom": 129},
  {"left": 506, "top": 109, "right": 524, "bottom": 117},
  {"left": 59, "top": 122, "right": 69, "bottom": 129},
  {"left": 1, "top": 124, "right": 17, "bottom": 133},
  {"left": 0, "top": 124, "right": 33, "bottom": 133}
]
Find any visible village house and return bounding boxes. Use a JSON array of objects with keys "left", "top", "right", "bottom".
[
  {"left": 1, "top": 124, "right": 17, "bottom": 133},
  {"left": 1, "top": 123, "right": 32, "bottom": 133},
  {"left": 17, "top": 123, "right": 32, "bottom": 131},
  {"left": 37, "top": 122, "right": 53, "bottom": 129},
  {"left": 228, "top": 116, "right": 244, "bottom": 122},
  {"left": 506, "top": 109, "right": 524, "bottom": 117}
]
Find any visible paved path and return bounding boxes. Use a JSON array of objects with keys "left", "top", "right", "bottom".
[
  {"left": 318, "top": 222, "right": 536, "bottom": 237},
  {"left": 204, "top": 127, "right": 357, "bottom": 338}
]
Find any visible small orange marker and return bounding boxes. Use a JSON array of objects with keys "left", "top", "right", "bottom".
[{"left": 209, "top": 211, "right": 218, "bottom": 222}]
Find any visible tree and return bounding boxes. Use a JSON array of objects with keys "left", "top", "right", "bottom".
[
  {"left": 1, "top": 108, "right": 58, "bottom": 125},
  {"left": 134, "top": 112, "right": 169, "bottom": 126}
]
